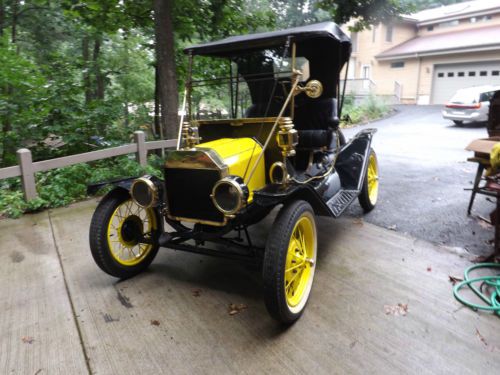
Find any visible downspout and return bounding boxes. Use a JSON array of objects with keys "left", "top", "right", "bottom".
[{"left": 415, "top": 54, "right": 422, "bottom": 105}]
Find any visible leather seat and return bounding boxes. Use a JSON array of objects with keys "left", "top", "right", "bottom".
[{"left": 294, "top": 98, "right": 339, "bottom": 149}]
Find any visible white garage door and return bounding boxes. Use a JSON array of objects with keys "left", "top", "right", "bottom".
[{"left": 431, "top": 61, "right": 500, "bottom": 104}]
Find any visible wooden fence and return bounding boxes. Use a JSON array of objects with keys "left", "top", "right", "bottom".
[{"left": 0, "top": 131, "right": 176, "bottom": 201}]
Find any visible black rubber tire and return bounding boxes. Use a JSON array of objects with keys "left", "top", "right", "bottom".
[
  {"left": 338, "top": 129, "right": 346, "bottom": 146},
  {"left": 358, "top": 148, "right": 378, "bottom": 213},
  {"left": 453, "top": 120, "right": 464, "bottom": 126},
  {"left": 262, "top": 200, "right": 317, "bottom": 324},
  {"left": 89, "top": 188, "right": 160, "bottom": 279}
]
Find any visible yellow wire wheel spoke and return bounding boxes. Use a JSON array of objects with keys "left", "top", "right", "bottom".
[
  {"left": 359, "top": 149, "right": 379, "bottom": 212},
  {"left": 284, "top": 214, "right": 317, "bottom": 311},
  {"left": 367, "top": 152, "right": 379, "bottom": 205},
  {"left": 106, "top": 199, "right": 157, "bottom": 267}
]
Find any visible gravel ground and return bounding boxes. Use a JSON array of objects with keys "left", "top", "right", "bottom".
[{"left": 343, "top": 104, "right": 494, "bottom": 257}]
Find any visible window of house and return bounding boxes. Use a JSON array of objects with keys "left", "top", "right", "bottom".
[
  {"left": 438, "top": 73, "right": 444, "bottom": 78},
  {"left": 440, "top": 20, "right": 459, "bottom": 27},
  {"left": 362, "top": 65, "right": 371, "bottom": 79},
  {"left": 472, "top": 15, "right": 492, "bottom": 23},
  {"left": 386, "top": 25, "right": 393, "bottom": 42},
  {"left": 492, "top": 70, "right": 500, "bottom": 76},
  {"left": 469, "top": 71, "right": 476, "bottom": 76},
  {"left": 458, "top": 72, "right": 465, "bottom": 77},
  {"left": 372, "top": 26, "right": 376, "bottom": 43},
  {"left": 391, "top": 61, "right": 405, "bottom": 68},
  {"left": 427, "top": 25, "right": 434, "bottom": 31},
  {"left": 480, "top": 71, "right": 487, "bottom": 76},
  {"left": 447, "top": 72, "right": 454, "bottom": 77}
]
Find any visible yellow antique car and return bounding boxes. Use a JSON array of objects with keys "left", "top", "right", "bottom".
[{"left": 88, "top": 22, "right": 379, "bottom": 324}]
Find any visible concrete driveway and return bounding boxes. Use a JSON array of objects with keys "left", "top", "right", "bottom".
[
  {"left": 343, "top": 105, "right": 494, "bottom": 257},
  {"left": 1, "top": 199, "right": 500, "bottom": 374}
]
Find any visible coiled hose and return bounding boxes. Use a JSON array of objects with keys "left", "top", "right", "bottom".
[{"left": 453, "top": 263, "right": 500, "bottom": 316}]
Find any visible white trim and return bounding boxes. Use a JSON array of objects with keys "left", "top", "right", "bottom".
[
  {"left": 361, "top": 64, "right": 371, "bottom": 79},
  {"left": 377, "top": 44, "right": 500, "bottom": 61},
  {"left": 417, "top": 8, "right": 500, "bottom": 26}
]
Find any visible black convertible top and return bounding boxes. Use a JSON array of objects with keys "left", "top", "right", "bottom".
[{"left": 184, "top": 21, "right": 351, "bottom": 56}]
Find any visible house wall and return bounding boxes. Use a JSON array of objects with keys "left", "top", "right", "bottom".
[
  {"left": 349, "top": 22, "right": 416, "bottom": 80},
  {"left": 344, "top": 7, "right": 500, "bottom": 104}
]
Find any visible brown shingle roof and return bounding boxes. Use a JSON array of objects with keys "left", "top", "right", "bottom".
[{"left": 376, "top": 24, "right": 500, "bottom": 60}]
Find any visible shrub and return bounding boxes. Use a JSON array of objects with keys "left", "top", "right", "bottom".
[
  {"left": 341, "top": 94, "right": 390, "bottom": 126},
  {"left": 0, "top": 154, "right": 163, "bottom": 219}
]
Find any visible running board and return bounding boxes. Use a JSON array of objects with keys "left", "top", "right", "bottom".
[{"left": 326, "top": 189, "right": 359, "bottom": 217}]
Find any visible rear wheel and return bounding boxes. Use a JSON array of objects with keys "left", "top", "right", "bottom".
[
  {"left": 359, "top": 149, "right": 379, "bottom": 212},
  {"left": 263, "top": 200, "right": 317, "bottom": 324},
  {"left": 89, "top": 188, "right": 160, "bottom": 279}
]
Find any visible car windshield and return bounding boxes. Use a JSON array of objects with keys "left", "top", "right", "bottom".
[
  {"left": 189, "top": 48, "right": 310, "bottom": 120},
  {"left": 449, "top": 89, "right": 478, "bottom": 104}
]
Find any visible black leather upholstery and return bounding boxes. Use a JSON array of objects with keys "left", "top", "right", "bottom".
[{"left": 295, "top": 98, "right": 338, "bottom": 148}]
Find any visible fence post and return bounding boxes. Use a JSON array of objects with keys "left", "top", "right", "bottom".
[
  {"left": 17, "top": 148, "right": 38, "bottom": 201},
  {"left": 134, "top": 131, "right": 147, "bottom": 166}
]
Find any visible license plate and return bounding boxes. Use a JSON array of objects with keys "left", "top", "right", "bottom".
[{"left": 452, "top": 111, "right": 464, "bottom": 115}]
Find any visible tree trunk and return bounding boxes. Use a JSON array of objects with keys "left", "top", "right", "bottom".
[
  {"left": 0, "top": 0, "right": 5, "bottom": 38},
  {"left": 154, "top": 0, "right": 179, "bottom": 140},
  {"left": 1, "top": 0, "right": 19, "bottom": 166},
  {"left": 154, "top": 64, "right": 161, "bottom": 138},
  {"left": 82, "top": 36, "right": 92, "bottom": 104},
  {"left": 93, "top": 36, "right": 105, "bottom": 100},
  {"left": 11, "top": 0, "right": 18, "bottom": 44}
]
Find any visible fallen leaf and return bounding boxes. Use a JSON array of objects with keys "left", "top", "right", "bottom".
[
  {"left": 478, "top": 220, "right": 493, "bottom": 230},
  {"left": 228, "top": 303, "right": 247, "bottom": 316},
  {"left": 21, "top": 336, "right": 34, "bottom": 344},
  {"left": 387, "top": 225, "right": 397, "bottom": 231},
  {"left": 150, "top": 320, "right": 160, "bottom": 326},
  {"left": 192, "top": 289, "right": 201, "bottom": 297},
  {"left": 448, "top": 275, "right": 463, "bottom": 285},
  {"left": 427, "top": 266, "right": 432, "bottom": 272},
  {"left": 352, "top": 218, "right": 364, "bottom": 225},
  {"left": 384, "top": 303, "right": 408, "bottom": 316},
  {"left": 476, "top": 328, "right": 488, "bottom": 347}
]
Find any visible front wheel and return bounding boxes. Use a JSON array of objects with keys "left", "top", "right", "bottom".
[
  {"left": 263, "top": 200, "right": 317, "bottom": 324},
  {"left": 89, "top": 188, "right": 160, "bottom": 279},
  {"left": 358, "top": 149, "right": 379, "bottom": 212}
]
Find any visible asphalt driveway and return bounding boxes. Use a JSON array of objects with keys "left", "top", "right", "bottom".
[{"left": 343, "top": 105, "right": 493, "bottom": 257}]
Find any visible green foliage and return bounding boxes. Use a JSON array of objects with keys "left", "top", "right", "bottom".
[
  {"left": 342, "top": 95, "right": 390, "bottom": 125},
  {"left": 0, "top": 155, "right": 163, "bottom": 218}
]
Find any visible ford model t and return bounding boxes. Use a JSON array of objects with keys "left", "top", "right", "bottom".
[{"left": 89, "top": 22, "right": 378, "bottom": 324}]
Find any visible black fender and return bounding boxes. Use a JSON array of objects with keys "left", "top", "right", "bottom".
[
  {"left": 253, "top": 183, "right": 331, "bottom": 217},
  {"left": 336, "top": 128, "right": 377, "bottom": 191},
  {"left": 86, "top": 177, "right": 138, "bottom": 196},
  {"left": 89, "top": 177, "right": 166, "bottom": 233}
]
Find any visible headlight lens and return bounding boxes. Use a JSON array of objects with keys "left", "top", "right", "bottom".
[
  {"left": 130, "top": 176, "right": 158, "bottom": 208},
  {"left": 211, "top": 176, "right": 249, "bottom": 215}
]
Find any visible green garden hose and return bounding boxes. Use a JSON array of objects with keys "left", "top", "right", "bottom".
[{"left": 453, "top": 263, "right": 500, "bottom": 316}]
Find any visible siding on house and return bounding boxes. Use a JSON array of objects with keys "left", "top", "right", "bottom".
[{"left": 344, "top": 0, "right": 500, "bottom": 104}]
